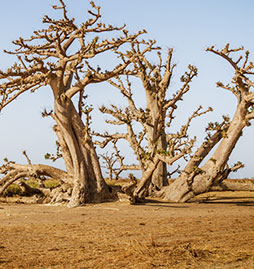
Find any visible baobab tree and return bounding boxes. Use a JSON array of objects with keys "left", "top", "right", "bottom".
[
  {"left": 158, "top": 44, "right": 254, "bottom": 202},
  {"left": 0, "top": 0, "right": 150, "bottom": 207},
  {"left": 98, "top": 44, "right": 253, "bottom": 203},
  {"left": 97, "top": 46, "right": 212, "bottom": 201}
]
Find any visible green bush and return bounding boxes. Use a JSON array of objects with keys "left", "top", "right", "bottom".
[{"left": 3, "top": 184, "right": 23, "bottom": 197}]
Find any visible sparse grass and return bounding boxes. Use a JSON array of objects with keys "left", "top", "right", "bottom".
[
  {"left": 43, "top": 178, "right": 60, "bottom": 189},
  {"left": 118, "top": 238, "right": 223, "bottom": 268},
  {"left": 119, "top": 238, "right": 253, "bottom": 268},
  {"left": 23, "top": 178, "right": 60, "bottom": 189},
  {"left": 24, "top": 178, "right": 40, "bottom": 188}
]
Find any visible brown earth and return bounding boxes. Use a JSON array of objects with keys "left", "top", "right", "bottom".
[{"left": 0, "top": 191, "right": 254, "bottom": 269}]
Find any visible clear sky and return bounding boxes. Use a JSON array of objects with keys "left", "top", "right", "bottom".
[{"left": 0, "top": 1, "right": 254, "bottom": 178}]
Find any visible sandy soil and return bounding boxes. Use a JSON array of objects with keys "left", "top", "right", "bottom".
[{"left": 0, "top": 191, "right": 254, "bottom": 269}]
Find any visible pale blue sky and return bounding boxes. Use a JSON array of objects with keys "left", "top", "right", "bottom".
[{"left": 0, "top": 1, "right": 254, "bottom": 178}]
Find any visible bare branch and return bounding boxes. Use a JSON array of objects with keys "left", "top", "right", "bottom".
[
  {"left": 206, "top": 44, "right": 244, "bottom": 70},
  {"left": 22, "top": 150, "right": 31, "bottom": 165},
  {"left": 94, "top": 132, "right": 127, "bottom": 148}
]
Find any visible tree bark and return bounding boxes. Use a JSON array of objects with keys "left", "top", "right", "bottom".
[
  {"left": 150, "top": 135, "right": 168, "bottom": 190},
  {"left": 146, "top": 92, "right": 168, "bottom": 191}
]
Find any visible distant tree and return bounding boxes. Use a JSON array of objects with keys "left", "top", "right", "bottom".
[
  {"left": 99, "top": 140, "right": 138, "bottom": 181},
  {"left": 0, "top": 0, "right": 149, "bottom": 207}
]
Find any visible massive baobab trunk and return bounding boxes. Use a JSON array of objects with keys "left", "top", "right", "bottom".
[{"left": 53, "top": 91, "right": 111, "bottom": 206}]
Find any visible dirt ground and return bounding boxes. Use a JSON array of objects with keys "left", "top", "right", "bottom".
[{"left": 0, "top": 191, "right": 254, "bottom": 269}]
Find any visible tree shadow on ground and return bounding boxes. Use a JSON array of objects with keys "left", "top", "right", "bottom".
[
  {"left": 134, "top": 199, "right": 189, "bottom": 208},
  {"left": 194, "top": 196, "right": 254, "bottom": 206}
]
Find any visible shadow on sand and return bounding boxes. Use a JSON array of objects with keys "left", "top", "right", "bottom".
[
  {"left": 132, "top": 199, "right": 189, "bottom": 208},
  {"left": 193, "top": 195, "right": 254, "bottom": 207}
]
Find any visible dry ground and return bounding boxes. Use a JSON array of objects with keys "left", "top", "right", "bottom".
[{"left": 0, "top": 191, "right": 254, "bottom": 268}]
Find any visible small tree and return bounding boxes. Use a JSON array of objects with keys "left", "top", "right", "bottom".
[
  {"left": 99, "top": 140, "right": 139, "bottom": 180},
  {"left": 0, "top": 0, "right": 147, "bottom": 206}
]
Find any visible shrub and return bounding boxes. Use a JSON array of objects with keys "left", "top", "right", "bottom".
[{"left": 3, "top": 184, "right": 23, "bottom": 197}]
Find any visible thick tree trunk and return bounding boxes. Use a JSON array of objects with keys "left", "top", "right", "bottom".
[
  {"left": 126, "top": 150, "right": 189, "bottom": 203},
  {"left": 159, "top": 102, "right": 247, "bottom": 202},
  {"left": 146, "top": 91, "right": 168, "bottom": 191},
  {"left": 54, "top": 93, "right": 112, "bottom": 207},
  {"left": 53, "top": 124, "right": 74, "bottom": 176},
  {"left": 150, "top": 134, "right": 168, "bottom": 191},
  {"left": 55, "top": 95, "right": 110, "bottom": 207}
]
